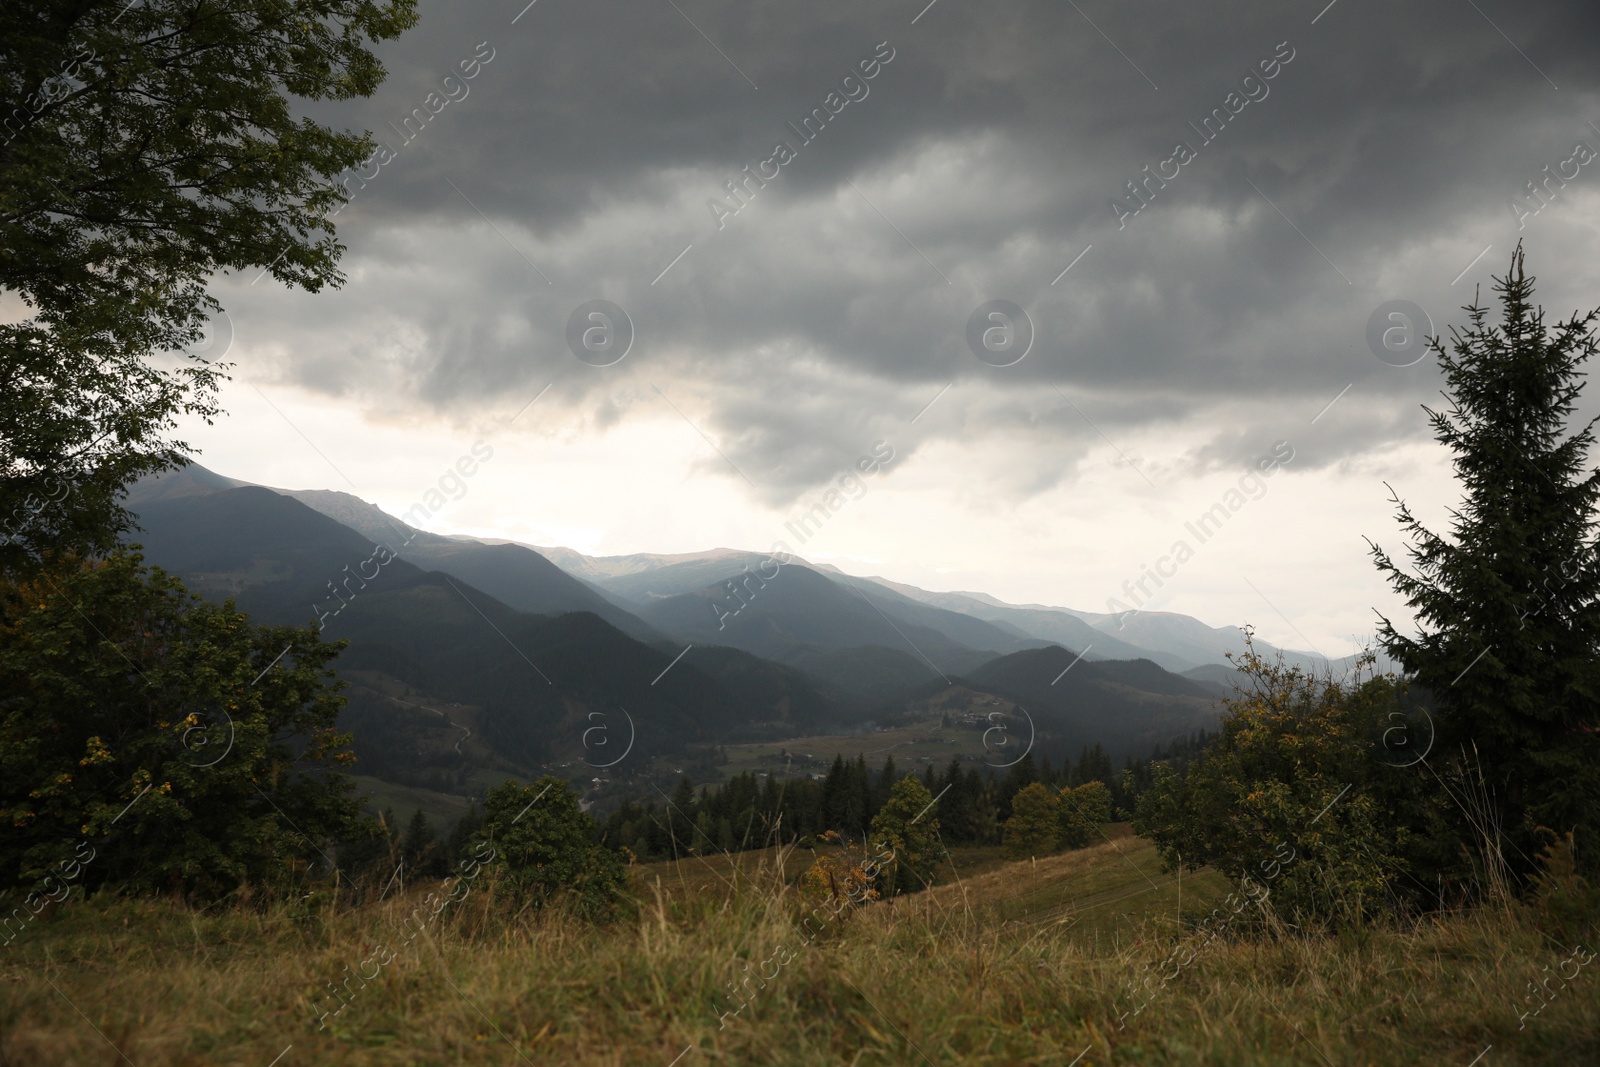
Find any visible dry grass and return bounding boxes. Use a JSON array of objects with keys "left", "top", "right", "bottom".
[{"left": 1, "top": 835, "right": 1594, "bottom": 1065}]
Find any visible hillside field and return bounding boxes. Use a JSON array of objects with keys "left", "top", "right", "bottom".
[
  {"left": 2, "top": 829, "right": 1593, "bottom": 1065},
  {"left": 709, "top": 709, "right": 1016, "bottom": 782}
]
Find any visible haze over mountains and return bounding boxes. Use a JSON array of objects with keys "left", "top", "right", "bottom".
[{"left": 120, "top": 462, "right": 1351, "bottom": 799}]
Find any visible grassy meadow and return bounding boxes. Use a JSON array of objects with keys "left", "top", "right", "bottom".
[{"left": 2, "top": 828, "right": 1594, "bottom": 1066}]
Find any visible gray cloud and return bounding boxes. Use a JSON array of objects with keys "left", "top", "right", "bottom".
[{"left": 225, "top": 0, "right": 1600, "bottom": 502}]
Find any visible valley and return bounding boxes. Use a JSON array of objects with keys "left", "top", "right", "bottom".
[{"left": 119, "top": 463, "right": 1300, "bottom": 834}]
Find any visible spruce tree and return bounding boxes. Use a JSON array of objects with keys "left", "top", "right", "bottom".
[
  {"left": 822, "top": 753, "right": 848, "bottom": 829},
  {"left": 446, "top": 801, "right": 483, "bottom": 868},
  {"left": 667, "top": 775, "right": 697, "bottom": 850},
  {"left": 845, "top": 755, "right": 871, "bottom": 835},
  {"left": 871, "top": 755, "right": 897, "bottom": 817},
  {"left": 1371, "top": 247, "right": 1600, "bottom": 877},
  {"left": 401, "top": 809, "right": 433, "bottom": 872}
]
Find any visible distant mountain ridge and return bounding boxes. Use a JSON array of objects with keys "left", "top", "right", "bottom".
[
  {"left": 128, "top": 463, "right": 1339, "bottom": 675},
  {"left": 121, "top": 471, "right": 847, "bottom": 783},
  {"left": 119, "top": 462, "right": 1244, "bottom": 798}
]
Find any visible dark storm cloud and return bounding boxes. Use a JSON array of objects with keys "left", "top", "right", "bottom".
[{"left": 235, "top": 0, "right": 1600, "bottom": 499}]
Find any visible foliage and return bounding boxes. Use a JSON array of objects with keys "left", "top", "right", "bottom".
[
  {"left": 1057, "top": 780, "right": 1113, "bottom": 850},
  {"left": 1133, "top": 642, "right": 1454, "bottom": 928},
  {"left": 0, "top": 0, "right": 417, "bottom": 570},
  {"left": 799, "top": 830, "right": 880, "bottom": 912},
  {"left": 1003, "top": 781, "right": 1061, "bottom": 859},
  {"left": 1370, "top": 247, "right": 1600, "bottom": 878},
  {"left": 473, "top": 777, "right": 628, "bottom": 922},
  {"left": 0, "top": 551, "right": 364, "bottom": 900},
  {"left": 867, "top": 775, "right": 944, "bottom": 896},
  {"left": 401, "top": 808, "right": 440, "bottom": 876},
  {"left": 1526, "top": 833, "right": 1600, "bottom": 947}
]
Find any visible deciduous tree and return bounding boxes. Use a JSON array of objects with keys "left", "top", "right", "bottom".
[
  {"left": 1003, "top": 781, "right": 1060, "bottom": 859},
  {"left": 0, "top": 551, "right": 363, "bottom": 899},
  {"left": 1057, "top": 780, "right": 1113, "bottom": 850},
  {"left": 1, "top": 0, "right": 417, "bottom": 570},
  {"left": 868, "top": 775, "right": 943, "bottom": 896}
]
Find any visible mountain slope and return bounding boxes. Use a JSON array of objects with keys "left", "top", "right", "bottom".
[
  {"left": 962, "top": 645, "right": 1224, "bottom": 761},
  {"left": 273, "top": 487, "right": 663, "bottom": 643},
  {"left": 635, "top": 564, "right": 1001, "bottom": 677},
  {"left": 512, "top": 543, "right": 1343, "bottom": 674},
  {"left": 829, "top": 572, "right": 1189, "bottom": 670},
  {"left": 122, "top": 484, "right": 845, "bottom": 784},
  {"left": 580, "top": 551, "right": 780, "bottom": 605}
]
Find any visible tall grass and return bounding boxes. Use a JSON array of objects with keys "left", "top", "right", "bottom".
[{"left": 1, "top": 835, "right": 1594, "bottom": 1065}]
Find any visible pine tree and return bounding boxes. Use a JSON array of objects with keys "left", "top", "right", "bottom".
[
  {"left": 845, "top": 755, "right": 871, "bottom": 835},
  {"left": 1074, "top": 744, "right": 1114, "bottom": 789},
  {"left": 1371, "top": 247, "right": 1600, "bottom": 877},
  {"left": 444, "top": 806, "right": 480, "bottom": 870},
  {"left": 966, "top": 768, "right": 997, "bottom": 843},
  {"left": 667, "top": 775, "right": 698, "bottom": 852},
  {"left": 401, "top": 809, "right": 434, "bottom": 873},
  {"left": 694, "top": 811, "right": 714, "bottom": 853},
  {"left": 822, "top": 753, "right": 848, "bottom": 829},
  {"left": 871, "top": 755, "right": 898, "bottom": 817}
]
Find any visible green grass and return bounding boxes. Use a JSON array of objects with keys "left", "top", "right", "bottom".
[
  {"left": 712, "top": 714, "right": 1003, "bottom": 781},
  {"left": 349, "top": 775, "right": 475, "bottom": 830},
  {"left": 2, "top": 833, "right": 1594, "bottom": 1065}
]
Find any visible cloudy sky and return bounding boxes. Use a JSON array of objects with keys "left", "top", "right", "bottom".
[{"left": 180, "top": 0, "right": 1600, "bottom": 657}]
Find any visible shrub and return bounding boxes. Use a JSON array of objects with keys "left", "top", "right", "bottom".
[
  {"left": 1132, "top": 641, "right": 1453, "bottom": 929},
  {"left": 1527, "top": 833, "right": 1600, "bottom": 946},
  {"left": 799, "top": 831, "right": 881, "bottom": 915},
  {"left": 473, "top": 777, "right": 628, "bottom": 921}
]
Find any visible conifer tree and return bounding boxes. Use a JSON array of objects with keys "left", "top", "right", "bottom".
[
  {"left": 822, "top": 753, "right": 848, "bottom": 829},
  {"left": 446, "top": 802, "right": 484, "bottom": 866},
  {"left": 402, "top": 809, "right": 433, "bottom": 872},
  {"left": 871, "top": 755, "right": 898, "bottom": 816},
  {"left": 845, "top": 754, "right": 870, "bottom": 834},
  {"left": 1371, "top": 247, "right": 1600, "bottom": 877},
  {"left": 667, "top": 775, "right": 697, "bottom": 851}
]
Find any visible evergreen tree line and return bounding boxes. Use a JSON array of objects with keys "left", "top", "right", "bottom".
[
  {"left": 334, "top": 805, "right": 488, "bottom": 892},
  {"left": 599, "top": 738, "right": 1209, "bottom": 861}
]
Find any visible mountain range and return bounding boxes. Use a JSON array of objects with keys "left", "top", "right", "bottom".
[{"left": 119, "top": 462, "right": 1338, "bottom": 799}]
